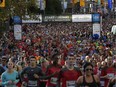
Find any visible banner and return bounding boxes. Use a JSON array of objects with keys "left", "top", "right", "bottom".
[
  {"left": 64, "top": 1, "right": 67, "bottom": 9},
  {"left": 92, "top": 14, "right": 100, "bottom": 23},
  {"left": 0, "top": 0, "right": 5, "bottom": 7},
  {"left": 72, "top": 0, "right": 78, "bottom": 4},
  {"left": 108, "top": 0, "right": 112, "bottom": 9},
  {"left": 13, "top": 16, "right": 21, "bottom": 24},
  {"left": 22, "top": 15, "right": 42, "bottom": 23},
  {"left": 72, "top": 14, "right": 92, "bottom": 22},
  {"left": 80, "top": 0, "right": 85, "bottom": 7},
  {"left": 14, "top": 25, "right": 22, "bottom": 40},
  {"left": 61, "top": 0, "right": 67, "bottom": 9},
  {"left": 101, "top": 0, "right": 105, "bottom": 6},
  {"left": 97, "top": 0, "right": 101, "bottom": 5},
  {"left": 40, "top": 0, "right": 46, "bottom": 10},
  {"left": 67, "top": 0, "right": 72, "bottom": 3},
  {"left": 36, "top": 0, "right": 40, "bottom": 8},
  {"left": 43, "top": 15, "right": 72, "bottom": 22},
  {"left": 93, "top": 23, "right": 101, "bottom": 38}
]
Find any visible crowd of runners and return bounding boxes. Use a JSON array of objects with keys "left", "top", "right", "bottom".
[{"left": 0, "top": 18, "right": 116, "bottom": 87}]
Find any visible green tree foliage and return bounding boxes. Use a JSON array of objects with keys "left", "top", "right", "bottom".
[
  {"left": 27, "top": 0, "right": 40, "bottom": 14},
  {"left": 45, "top": 0, "right": 62, "bottom": 15},
  {"left": 0, "top": 0, "right": 39, "bottom": 34},
  {"left": 0, "top": 0, "right": 38, "bottom": 22}
]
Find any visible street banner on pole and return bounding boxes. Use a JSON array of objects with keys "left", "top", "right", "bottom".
[
  {"left": 80, "top": 0, "right": 85, "bottom": 7},
  {"left": 14, "top": 25, "right": 22, "bottom": 40},
  {"left": 93, "top": 23, "right": 101, "bottom": 38},
  {"left": 22, "top": 15, "right": 42, "bottom": 23},
  {"left": 72, "top": 14, "right": 92, "bottom": 22},
  {"left": 0, "top": 0, "right": 5, "bottom": 7},
  {"left": 108, "top": 0, "right": 112, "bottom": 9},
  {"left": 97, "top": 0, "right": 101, "bottom": 5}
]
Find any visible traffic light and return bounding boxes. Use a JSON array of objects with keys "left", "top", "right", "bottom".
[{"left": 0, "top": 0, "right": 5, "bottom": 7}]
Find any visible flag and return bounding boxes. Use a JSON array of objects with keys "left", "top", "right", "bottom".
[
  {"left": 97, "top": 0, "right": 101, "bottom": 5},
  {"left": 67, "top": 0, "right": 72, "bottom": 3},
  {"left": 0, "top": 0, "right": 5, "bottom": 7},
  {"left": 72, "top": 0, "right": 78, "bottom": 4},
  {"left": 108, "top": 0, "right": 112, "bottom": 9},
  {"left": 101, "top": 0, "right": 105, "bottom": 6},
  {"left": 80, "top": 0, "right": 85, "bottom": 7},
  {"left": 63, "top": 0, "right": 68, "bottom": 9},
  {"left": 40, "top": 0, "right": 46, "bottom": 10}
]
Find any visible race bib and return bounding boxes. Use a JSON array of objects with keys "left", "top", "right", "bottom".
[
  {"left": 100, "top": 81, "right": 105, "bottom": 86},
  {"left": 107, "top": 73, "right": 114, "bottom": 79},
  {"left": 113, "top": 83, "right": 116, "bottom": 87},
  {"left": 66, "top": 81, "right": 75, "bottom": 87},
  {"left": 28, "top": 80, "right": 37, "bottom": 86},
  {"left": 50, "top": 77, "right": 58, "bottom": 84}
]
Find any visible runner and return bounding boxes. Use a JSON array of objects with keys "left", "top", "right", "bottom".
[
  {"left": 21, "top": 56, "right": 43, "bottom": 87},
  {"left": 58, "top": 53, "right": 82, "bottom": 87},
  {"left": 1, "top": 61, "right": 19, "bottom": 87},
  {"left": 46, "top": 54, "right": 62, "bottom": 87},
  {"left": 21, "top": 56, "right": 56, "bottom": 87},
  {"left": 76, "top": 62, "right": 100, "bottom": 87},
  {"left": 0, "top": 66, "right": 5, "bottom": 87},
  {"left": 100, "top": 57, "right": 115, "bottom": 87},
  {"left": 107, "top": 77, "right": 116, "bottom": 87}
]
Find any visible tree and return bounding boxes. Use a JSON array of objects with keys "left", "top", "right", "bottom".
[
  {"left": 0, "top": 0, "right": 39, "bottom": 22},
  {"left": 45, "top": 0, "right": 62, "bottom": 15},
  {"left": 0, "top": 0, "right": 39, "bottom": 35}
]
